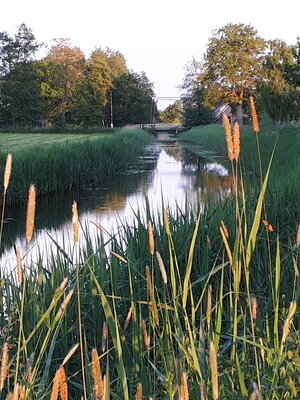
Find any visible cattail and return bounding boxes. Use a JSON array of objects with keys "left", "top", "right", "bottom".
[
  {"left": 72, "top": 201, "right": 78, "bottom": 243},
  {"left": 102, "top": 322, "right": 108, "bottom": 353},
  {"left": 111, "top": 251, "right": 127, "bottom": 264},
  {"left": 3, "top": 154, "right": 12, "bottom": 195},
  {"left": 156, "top": 251, "right": 167, "bottom": 284},
  {"left": 12, "top": 383, "right": 19, "bottom": 400},
  {"left": 16, "top": 248, "right": 22, "bottom": 285},
  {"left": 223, "top": 115, "right": 234, "bottom": 161},
  {"left": 263, "top": 220, "right": 273, "bottom": 232},
  {"left": 135, "top": 382, "right": 142, "bottom": 400},
  {"left": 233, "top": 122, "right": 240, "bottom": 161},
  {"left": 5, "top": 393, "right": 13, "bottom": 400},
  {"left": 163, "top": 208, "right": 170, "bottom": 236},
  {"left": 209, "top": 341, "right": 218, "bottom": 400},
  {"left": 296, "top": 223, "right": 300, "bottom": 246},
  {"left": 250, "top": 96, "right": 259, "bottom": 133},
  {"left": 58, "top": 278, "right": 68, "bottom": 293},
  {"left": 146, "top": 266, "right": 159, "bottom": 325},
  {"left": 124, "top": 306, "right": 132, "bottom": 330},
  {"left": 0, "top": 342, "right": 9, "bottom": 392},
  {"left": 18, "top": 384, "right": 26, "bottom": 400},
  {"left": 148, "top": 221, "right": 155, "bottom": 255},
  {"left": 178, "top": 372, "right": 189, "bottom": 400},
  {"left": 25, "top": 352, "right": 35, "bottom": 384},
  {"left": 250, "top": 297, "right": 257, "bottom": 325},
  {"left": 142, "top": 320, "right": 150, "bottom": 351},
  {"left": 200, "top": 381, "right": 206, "bottom": 400},
  {"left": 249, "top": 382, "right": 262, "bottom": 400},
  {"left": 102, "top": 375, "right": 106, "bottom": 400},
  {"left": 281, "top": 301, "right": 297, "bottom": 345},
  {"left": 206, "top": 235, "right": 211, "bottom": 250},
  {"left": 50, "top": 367, "right": 60, "bottom": 400},
  {"left": 59, "top": 366, "right": 68, "bottom": 400},
  {"left": 62, "top": 343, "right": 79, "bottom": 367},
  {"left": 206, "top": 285, "right": 212, "bottom": 331},
  {"left": 220, "top": 220, "right": 229, "bottom": 239},
  {"left": 91, "top": 348, "right": 103, "bottom": 399},
  {"left": 25, "top": 185, "right": 36, "bottom": 244},
  {"left": 55, "top": 290, "right": 74, "bottom": 321},
  {"left": 258, "top": 338, "right": 265, "bottom": 362}
]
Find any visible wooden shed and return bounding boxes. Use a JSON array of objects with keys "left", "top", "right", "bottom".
[{"left": 213, "top": 103, "right": 234, "bottom": 125}]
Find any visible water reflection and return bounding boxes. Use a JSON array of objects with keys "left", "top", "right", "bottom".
[{"left": 2, "top": 140, "right": 232, "bottom": 269}]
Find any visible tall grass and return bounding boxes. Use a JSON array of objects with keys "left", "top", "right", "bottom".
[
  {"left": 0, "top": 121, "right": 300, "bottom": 399},
  {"left": 0, "top": 129, "right": 153, "bottom": 203}
]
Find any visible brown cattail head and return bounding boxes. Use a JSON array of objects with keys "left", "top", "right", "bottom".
[
  {"left": 59, "top": 366, "right": 68, "bottom": 400},
  {"left": 148, "top": 221, "right": 155, "bottom": 255},
  {"left": 16, "top": 248, "right": 22, "bottom": 285},
  {"left": 263, "top": 220, "right": 274, "bottom": 232},
  {"left": 220, "top": 220, "right": 229, "bottom": 239},
  {"left": 206, "top": 285, "right": 212, "bottom": 331},
  {"left": 72, "top": 201, "right": 79, "bottom": 243},
  {"left": 0, "top": 342, "right": 9, "bottom": 392},
  {"left": 55, "top": 290, "right": 74, "bottom": 321},
  {"left": 258, "top": 338, "right": 265, "bottom": 362},
  {"left": 3, "top": 154, "right": 12, "bottom": 195},
  {"left": 124, "top": 306, "right": 132, "bottom": 330},
  {"left": 102, "top": 322, "right": 108, "bottom": 353},
  {"left": 58, "top": 278, "right": 68, "bottom": 293},
  {"left": 156, "top": 251, "right": 167, "bottom": 284},
  {"left": 223, "top": 115, "right": 234, "bottom": 161},
  {"left": 145, "top": 266, "right": 159, "bottom": 325},
  {"left": 91, "top": 348, "right": 103, "bottom": 399},
  {"left": 250, "top": 297, "right": 258, "bottom": 325},
  {"left": 296, "top": 223, "right": 300, "bottom": 246},
  {"left": 233, "top": 122, "right": 240, "bottom": 161},
  {"left": 209, "top": 341, "right": 218, "bottom": 400},
  {"left": 249, "top": 382, "right": 262, "bottom": 400},
  {"left": 50, "top": 367, "right": 60, "bottom": 400},
  {"left": 26, "top": 185, "right": 36, "bottom": 244},
  {"left": 62, "top": 343, "right": 79, "bottom": 367},
  {"left": 135, "top": 382, "right": 142, "bottom": 400},
  {"left": 142, "top": 320, "right": 150, "bottom": 351},
  {"left": 163, "top": 208, "right": 170, "bottom": 236},
  {"left": 111, "top": 251, "right": 127, "bottom": 264},
  {"left": 178, "top": 372, "right": 189, "bottom": 400},
  {"left": 281, "top": 301, "right": 297, "bottom": 345},
  {"left": 250, "top": 96, "right": 260, "bottom": 133}
]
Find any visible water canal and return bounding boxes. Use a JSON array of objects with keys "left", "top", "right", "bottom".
[{"left": 1, "top": 137, "right": 233, "bottom": 270}]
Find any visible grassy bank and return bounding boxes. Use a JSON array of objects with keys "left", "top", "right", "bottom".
[{"left": 0, "top": 129, "right": 153, "bottom": 203}]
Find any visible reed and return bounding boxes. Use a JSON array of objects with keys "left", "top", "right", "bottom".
[{"left": 25, "top": 184, "right": 36, "bottom": 243}]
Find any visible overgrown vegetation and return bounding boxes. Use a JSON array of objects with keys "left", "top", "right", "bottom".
[
  {"left": 0, "top": 129, "right": 153, "bottom": 203},
  {"left": 0, "top": 116, "right": 299, "bottom": 399}
]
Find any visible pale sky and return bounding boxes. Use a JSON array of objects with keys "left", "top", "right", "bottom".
[{"left": 1, "top": 0, "right": 299, "bottom": 110}]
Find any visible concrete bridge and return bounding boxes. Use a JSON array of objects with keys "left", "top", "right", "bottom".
[{"left": 141, "top": 123, "right": 185, "bottom": 134}]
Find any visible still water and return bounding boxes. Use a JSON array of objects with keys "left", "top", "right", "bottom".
[{"left": 1, "top": 138, "right": 233, "bottom": 270}]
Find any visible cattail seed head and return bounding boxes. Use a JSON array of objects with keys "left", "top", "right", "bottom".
[
  {"left": 220, "top": 220, "right": 229, "bottom": 239},
  {"left": 102, "top": 322, "right": 108, "bottom": 353},
  {"left": 111, "top": 251, "right": 127, "bottom": 264},
  {"left": 258, "top": 338, "right": 265, "bottom": 362},
  {"left": 58, "top": 278, "right": 68, "bottom": 293},
  {"left": 62, "top": 343, "right": 79, "bottom": 367},
  {"left": 206, "top": 285, "right": 212, "bottom": 331},
  {"left": 209, "top": 341, "right": 218, "bottom": 400},
  {"left": 281, "top": 301, "right": 297, "bottom": 345},
  {"left": 233, "top": 122, "right": 240, "bottom": 161},
  {"left": 250, "top": 96, "right": 260, "bottom": 133},
  {"left": 55, "top": 290, "right": 74, "bottom": 321},
  {"left": 296, "top": 223, "right": 300, "bottom": 246},
  {"left": 3, "top": 154, "right": 12, "bottom": 195},
  {"left": 148, "top": 221, "right": 155, "bottom": 255},
  {"left": 26, "top": 185, "right": 36, "bottom": 244},
  {"left": 263, "top": 219, "right": 273, "bottom": 232},
  {"left": 156, "top": 251, "right": 167, "bottom": 284},
  {"left": 91, "top": 348, "right": 103, "bottom": 399},
  {"left": 135, "top": 382, "right": 142, "bottom": 400},
  {"left": 0, "top": 342, "right": 9, "bottom": 392},
  {"left": 72, "top": 201, "right": 79, "bottom": 243},
  {"left": 223, "top": 115, "right": 234, "bottom": 161},
  {"left": 146, "top": 266, "right": 159, "bottom": 325},
  {"left": 250, "top": 297, "right": 258, "bottom": 325},
  {"left": 142, "top": 320, "right": 150, "bottom": 351},
  {"left": 16, "top": 248, "right": 22, "bottom": 285},
  {"left": 124, "top": 306, "right": 132, "bottom": 330},
  {"left": 163, "top": 208, "right": 170, "bottom": 236}
]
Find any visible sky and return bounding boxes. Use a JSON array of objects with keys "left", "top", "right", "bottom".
[{"left": 1, "top": 0, "right": 299, "bottom": 110}]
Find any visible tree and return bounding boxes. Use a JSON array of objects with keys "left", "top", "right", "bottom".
[
  {"left": 203, "top": 23, "right": 266, "bottom": 124},
  {"left": 0, "top": 23, "right": 40, "bottom": 75},
  {"left": 180, "top": 58, "right": 213, "bottom": 127},
  {"left": 42, "top": 39, "right": 85, "bottom": 123},
  {"left": 284, "top": 37, "right": 300, "bottom": 88},
  {"left": 112, "top": 71, "right": 155, "bottom": 126},
  {"left": 160, "top": 100, "right": 182, "bottom": 124}
]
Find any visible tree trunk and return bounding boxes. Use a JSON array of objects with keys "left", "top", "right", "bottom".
[{"left": 236, "top": 103, "right": 243, "bottom": 126}]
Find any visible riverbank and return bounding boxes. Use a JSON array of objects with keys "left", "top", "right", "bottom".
[{"left": 0, "top": 129, "right": 153, "bottom": 204}]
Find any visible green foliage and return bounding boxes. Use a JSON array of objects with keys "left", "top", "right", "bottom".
[{"left": 159, "top": 100, "right": 182, "bottom": 124}]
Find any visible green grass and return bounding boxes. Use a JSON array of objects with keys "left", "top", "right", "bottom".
[
  {"left": 0, "top": 123, "right": 300, "bottom": 399},
  {"left": 0, "top": 129, "right": 153, "bottom": 203}
]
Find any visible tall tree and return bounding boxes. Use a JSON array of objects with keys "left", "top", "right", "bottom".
[
  {"left": 180, "top": 58, "right": 213, "bottom": 127},
  {"left": 203, "top": 23, "right": 266, "bottom": 124},
  {"left": 284, "top": 37, "right": 300, "bottom": 88},
  {"left": 42, "top": 39, "right": 85, "bottom": 123},
  {"left": 160, "top": 100, "right": 182, "bottom": 124},
  {"left": 112, "top": 71, "right": 155, "bottom": 126}
]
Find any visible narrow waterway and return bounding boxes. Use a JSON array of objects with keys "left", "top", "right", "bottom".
[{"left": 1, "top": 138, "right": 233, "bottom": 270}]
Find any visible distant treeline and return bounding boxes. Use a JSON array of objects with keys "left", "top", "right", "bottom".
[{"left": 0, "top": 24, "right": 158, "bottom": 128}]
